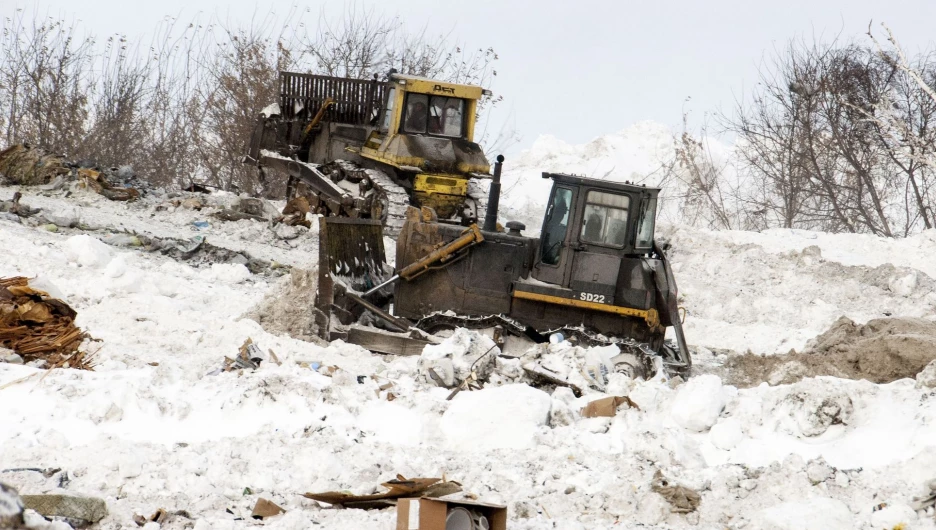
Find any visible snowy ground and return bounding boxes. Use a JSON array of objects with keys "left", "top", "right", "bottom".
[{"left": 2, "top": 147, "right": 936, "bottom": 529}]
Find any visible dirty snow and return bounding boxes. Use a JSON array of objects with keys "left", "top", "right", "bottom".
[{"left": 1, "top": 129, "right": 935, "bottom": 529}]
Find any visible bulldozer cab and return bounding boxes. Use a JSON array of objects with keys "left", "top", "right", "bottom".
[
  {"left": 376, "top": 74, "right": 484, "bottom": 141},
  {"left": 362, "top": 74, "right": 491, "bottom": 177},
  {"left": 534, "top": 173, "right": 659, "bottom": 294}
]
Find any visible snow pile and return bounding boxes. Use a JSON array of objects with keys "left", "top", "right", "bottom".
[
  {"left": 670, "top": 375, "right": 728, "bottom": 432},
  {"left": 245, "top": 267, "right": 322, "bottom": 342},
  {"left": 750, "top": 497, "right": 854, "bottom": 530},
  {"left": 63, "top": 234, "right": 113, "bottom": 268},
  {"left": 665, "top": 225, "right": 936, "bottom": 354},
  {"left": 440, "top": 384, "right": 551, "bottom": 451},
  {"left": 497, "top": 121, "right": 734, "bottom": 235},
  {"left": 498, "top": 122, "right": 678, "bottom": 234}
]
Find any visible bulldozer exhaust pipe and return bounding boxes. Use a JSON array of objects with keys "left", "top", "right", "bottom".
[{"left": 482, "top": 155, "right": 505, "bottom": 232}]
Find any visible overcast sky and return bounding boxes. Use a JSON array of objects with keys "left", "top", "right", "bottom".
[{"left": 10, "top": 0, "right": 936, "bottom": 153}]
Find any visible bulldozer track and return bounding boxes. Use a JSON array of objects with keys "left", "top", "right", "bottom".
[
  {"left": 414, "top": 312, "right": 691, "bottom": 380},
  {"left": 328, "top": 160, "right": 410, "bottom": 237}
]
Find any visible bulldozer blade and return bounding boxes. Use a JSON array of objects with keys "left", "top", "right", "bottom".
[{"left": 320, "top": 217, "right": 387, "bottom": 280}]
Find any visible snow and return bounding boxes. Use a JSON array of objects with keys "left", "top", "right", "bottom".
[
  {"left": 709, "top": 417, "right": 744, "bottom": 451},
  {"left": 670, "top": 374, "right": 727, "bottom": 432},
  {"left": 498, "top": 122, "right": 677, "bottom": 235},
  {"left": 1, "top": 126, "right": 936, "bottom": 529},
  {"left": 440, "top": 384, "right": 551, "bottom": 451},
  {"left": 751, "top": 497, "right": 854, "bottom": 529},
  {"left": 870, "top": 504, "right": 919, "bottom": 529},
  {"left": 63, "top": 234, "right": 113, "bottom": 268}
]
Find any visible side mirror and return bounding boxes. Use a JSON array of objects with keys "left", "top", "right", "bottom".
[{"left": 657, "top": 238, "right": 671, "bottom": 252}]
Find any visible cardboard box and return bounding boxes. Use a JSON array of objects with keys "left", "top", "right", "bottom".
[
  {"left": 581, "top": 395, "right": 639, "bottom": 418},
  {"left": 396, "top": 497, "right": 507, "bottom": 530}
]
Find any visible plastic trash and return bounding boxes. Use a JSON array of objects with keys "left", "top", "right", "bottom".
[{"left": 583, "top": 345, "right": 619, "bottom": 391}]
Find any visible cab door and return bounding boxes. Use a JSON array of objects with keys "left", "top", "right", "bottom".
[
  {"left": 568, "top": 189, "right": 633, "bottom": 305},
  {"left": 533, "top": 185, "right": 577, "bottom": 286}
]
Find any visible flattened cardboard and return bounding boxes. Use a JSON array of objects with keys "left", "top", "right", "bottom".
[
  {"left": 251, "top": 498, "right": 285, "bottom": 519},
  {"left": 396, "top": 497, "right": 507, "bottom": 530},
  {"left": 304, "top": 476, "right": 460, "bottom": 507},
  {"left": 581, "top": 395, "right": 639, "bottom": 418}
]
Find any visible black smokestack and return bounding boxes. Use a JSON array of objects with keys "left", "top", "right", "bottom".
[{"left": 482, "top": 154, "right": 504, "bottom": 232}]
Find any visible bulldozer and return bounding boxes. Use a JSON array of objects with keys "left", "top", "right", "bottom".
[
  {"left": 245, "top": 70, "right": 493, "bottom": 235},
  {"left": 315, "top": 157, "right": 691, "bottom": 380}
]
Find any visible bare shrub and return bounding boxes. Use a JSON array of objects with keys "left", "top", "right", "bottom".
[{"left": 0, "top": 5, "right": 500, "bottom": 196}]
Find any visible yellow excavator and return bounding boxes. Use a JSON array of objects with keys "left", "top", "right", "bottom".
[{"left": 246, "top": 71, "right": 493, "bottom": 235}]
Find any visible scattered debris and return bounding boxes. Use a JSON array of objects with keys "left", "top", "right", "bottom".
[
  {"left": 20, "top": 492, "right": 108, "bottom": 526},
  {"left": 180, "top": 197, "right": 203, "bottom": 210},
  {"left": 100, "top": 234, "right": 142, "bottom": 248},
  {"left": 581, "top": 395, "right": 640, "bottom": 418},
  {"left": 281, "top": 196, "right": 311, "bottom": 227},
  {"left": 182, "top": 182, "right": 211, "bottom": 194},
  {"left": 0, "top": 469, "right": 62, "bottom": 479},
  {"left": 522, "top": 363, "right": 583, "bottom": 397},
  {"left": 303, "top": 475, "right": 462, "bottom": 510},
  {"left": 132, "top": 508, "right": 168, "bottom": 526},
  {"left": 650, "top": 470, "right": 700, "bottom": 514},
  {"left": 0, "top": 277, "right": 93, "bottom": 370},
  {"left": 97, "top": 233, "right": 284, "bottom": 275},
  {"left": 234, "top": 197, "right": 280, "bottom": 220},
  {"left": 0, "top": 192, "right": 40, "bottom": 218},
  {"left": 419, "top": 331, "right": 498, "bottom": 389},
  {"left": 213, "top": 197, "right": 280, "bottom": 224},
  {"left": 0, "top": 144, "right": 144, "bottom": 200},
  {"left": 77, "top": 168, "right": 140, "bottom": 201},
  {"left": 220, "top": 338, "right": 265, "bottom": 373},
  {"left": 0, "top": 145, "right": 68, "bottom": 186},
  {"left": 250, "top": 498, "right": 285, "bottom": 520},
  {"left": 910, "top": 478, "right": 936, "bottom": 512},
  {"left": 212, "top": 209, "right": 265, "bottom": 223},
  {"left": 0, "top": 212, "right": 20, "bottom": 224},
  {"left": 0, "top": 482, "right": 25, "bottom": 529},
  {"left": 446, "top": 344, "right": 499, "bottom": 400},
  {"left": 396, "top": 497, "right": 506, "bottom": 530}
]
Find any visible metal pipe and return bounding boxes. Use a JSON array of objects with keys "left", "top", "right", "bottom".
[
  {"left": 363, "top": 274, "right": 400, "bottom": 297},
  {"left": 344, "top": 290, "right": 410, "bottom": 332},
  {"left": 482, "top": 154, "right": 505, "bottom": 232},
  {"left": 362, "top": 224, "right": 484, "bottom": 297}
]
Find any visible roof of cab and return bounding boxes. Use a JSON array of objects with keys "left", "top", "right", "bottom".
[{"left": 542, "top": 172, "right": 661, "bottom": 194}]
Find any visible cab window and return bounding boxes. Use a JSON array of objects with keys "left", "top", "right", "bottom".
[
  {"left": 541, "top": 187, "right": 572, "bottom": 265},
  {"left": 380, "top": 87, "right": 396, "bottom": 133},
  {"left": 635, "top": 197, "right": 657, "bottom": 249},
  {"left": 402, "top": 94, "right": 429, "bottom": 133},
  {"left": 580, "top": 191, "right": 630, "bottom": 247},
  {"left": 401, "top": 94, "right": 465, "bottom": 137}
]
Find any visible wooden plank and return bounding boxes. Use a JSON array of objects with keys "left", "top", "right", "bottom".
[{"left": 347, "top": 326, "right": 435, "bottom": 356}]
